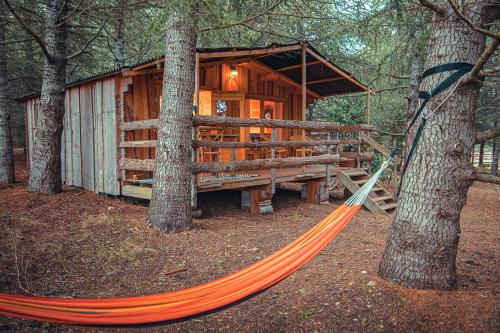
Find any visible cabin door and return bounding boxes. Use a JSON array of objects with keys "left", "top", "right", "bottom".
[{"left": 210, "top": 92, "right": 246, "bottom": 161}]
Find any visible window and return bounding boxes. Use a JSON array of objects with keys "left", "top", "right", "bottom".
[
  {"left": 199, "top": 91, "right": 212, "bottom": 115},
  {"left": 249, "top": 99, "right": 261, "bottom": 134}
]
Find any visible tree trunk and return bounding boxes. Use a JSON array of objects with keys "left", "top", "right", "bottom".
[
  {"left": 406, "top": 45, "right": 424, "bottom": 147},
  {"left": 0, "top": 6, "right": 15, "bottom": 184},
  {"left": 147, "top": 8, "right": 197, "bottom": 232},
  {"left": 379, "top": 1, "right": 493, "bottom": 290},
  {"left": 478, "top": 141, "right": 485, "bottom": 165},
  {"left": 26, "top": 0, "right": 68, "bottom": 194},
  {"left": 114, "top": 0, "right": 126, "bottom": 67},
  {"left": 491, "top": 138, "right": 499, "bottom": 176}
]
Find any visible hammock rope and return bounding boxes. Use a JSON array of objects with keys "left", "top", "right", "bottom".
[{"left": 0, "top": 157, "right": 392, "bottom": 326}]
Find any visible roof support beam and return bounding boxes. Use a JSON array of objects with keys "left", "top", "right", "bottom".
[
  {"left": 306, "top": 76, "right": 344, "bottom": 85},
  {"left": 276, "top": 60, "right": 321, "bottom": 72},
  {"left": 251, "top": 59, "right": 322, "bottom": 99},
  {"left": 199, "top": 57, "right": 253, "bottom": 67},
  {"left": 198, "top": 44, "right": 302, "bottom": 59},
  {"left": 305, "top": 47, "right": 368, "bottom": 92}
]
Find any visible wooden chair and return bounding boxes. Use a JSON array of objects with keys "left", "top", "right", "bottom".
[
  {"left": 199, "top": 128, "right": 224, "bottom": 162},
  {"left": 289, "top": 134, "right": 313, "bottom": 157}
]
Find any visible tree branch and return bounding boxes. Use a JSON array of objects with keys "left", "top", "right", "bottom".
[
  {"left": 476, "top": 128, "right": 500, "bottom": 143},
  {"left": 0, "top": 36, "right": 34, "bottom": 45},
  {"left": 417, "top": 0, "right": 446, "bottom": 16},
  {"left": 375, "top": 86, "right": 409, "bottom": 93},
  {"left": 479, "top": 66, "right": 500, "bottom": 77},
  {"left": 66, "top": 19, "right": 108, "bottom": 60},
  {"left": 462, "top": 39, "right": 500, "bottom": 85},
  {"left": 2, "top": 0, "right": 52, "bottom": 61},
  {"left": 474, "top": 172, "right": 500, "bottom": 185},
  {"left": 199, "top": 0, "right": 285, "bottom": 32},
  {"left": 446, "top": 0, "right": 500, "bottom": 40}
]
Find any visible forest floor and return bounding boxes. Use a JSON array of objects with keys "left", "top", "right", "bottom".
[{"left": 1, "top": 151, "right": 499, "bottom": 333}]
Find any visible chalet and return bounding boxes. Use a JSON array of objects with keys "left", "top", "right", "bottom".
[{"left": 20, "top": 42, "right": 396, "bottom": 214}]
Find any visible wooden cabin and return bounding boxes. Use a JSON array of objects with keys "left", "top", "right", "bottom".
[{"left": 21, "top": 43, "right": 392, "bottom": 214}]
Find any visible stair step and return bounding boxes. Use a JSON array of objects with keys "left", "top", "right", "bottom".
[
  {"left": 354, "top": 179, "right": 368, "bottom": 185},
  {"left": 371, "top": 187, "right": 384, "bottom": 192},
  {"left": 380, "top": 203, "right": 397, "bottom": 211},
  {"left": 344, "top": 170, "right": 366, "bottom": 177},
  {"left": 373, "top": 195, "right": 393, "bottom": 202}
]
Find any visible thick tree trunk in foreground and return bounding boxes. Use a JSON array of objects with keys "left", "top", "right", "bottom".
[
  {"left": 26, "top": 0, "right": 68, "bottom": 194},
  {"left": 0, "top": 10, "right": 15, "bottom": 183},
  {"left": 379, "top": 1, "right": 494, "bottom": 289},
  {"left": 147, "top": 9, "right": 196, "bottom": 232}
]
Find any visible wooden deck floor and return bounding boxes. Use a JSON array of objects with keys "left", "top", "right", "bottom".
[{"left": 121, "top": 165, "right": 355, "bottom": 200}]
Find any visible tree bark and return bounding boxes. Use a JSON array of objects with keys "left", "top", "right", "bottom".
[
  {"left": 26, "top": 0, "right": 68, "bottom": 194},
  {"left": 114, "top": 0, "right": 126, "bottom": 67},
  {"left": 379, "top": 1, "right": 494, "bottom": 290},
  {"left": 147, "top": 8, "right": 197, "bottom": 232},
  {"left": 406, "top": 43, "right": 424, "bottom": 147},
  {"left": 0, "top": 5, "right": 15, "bottom": 184},
  {"left": 491, "top": 137, "right": 499, "bottom": 176}
]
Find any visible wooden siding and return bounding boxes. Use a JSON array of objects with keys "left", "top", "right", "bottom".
[{"left": 24, "top": 77, "right": 120, "bottom": 195}]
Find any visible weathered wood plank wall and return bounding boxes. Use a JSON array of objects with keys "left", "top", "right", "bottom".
[
  {"left": 24, "top": 77, "right": 120, "bottom": 195},
  {"left": 80, "top": 84, "right": 95, "bottom": 191},
  {"left": 64, "top": 93, "right": 73, "bottom": 185},
  {"left": 102, "top": 79, "right": 119, "bottom": 195},
  {"left": 93, "top": 80, "right": 105, "bottom": 193},
  {"left": 70, "top": 88, "right": 82, "bottom": 187}
]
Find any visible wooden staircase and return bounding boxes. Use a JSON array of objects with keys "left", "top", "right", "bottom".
[{"left": 336, "top": 168, "right": 397, "bottom": 214}]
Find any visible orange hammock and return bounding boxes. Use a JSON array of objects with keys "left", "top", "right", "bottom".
[
  {"left": 0, "top": 203, "right": 359, "bottom": 326},
  {"left": 0, "top": 159, "right": 391, "bottom": 326}
]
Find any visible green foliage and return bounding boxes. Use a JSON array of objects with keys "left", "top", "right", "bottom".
[
  {"left": 299, "top": 308, "right": 315, "bottom": 319},
  {"left": 5, "top": 0, "right": 495, "bottom": 148},
  {"left": 311, "top": 97, "right": 366, "bottom": 125}
]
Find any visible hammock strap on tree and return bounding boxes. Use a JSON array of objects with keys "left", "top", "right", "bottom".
[
  {"left": 0, "top": 157, "right": 394, "bottom": 327},
  {"left": 397, "top": 62, "right": 473, "bottom": 197}
]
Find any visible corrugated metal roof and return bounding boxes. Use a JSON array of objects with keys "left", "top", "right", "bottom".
[{"left": 17, "top": 42, "right": 369, "bottom": 101}]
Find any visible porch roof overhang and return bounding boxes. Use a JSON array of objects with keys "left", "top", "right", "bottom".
[{"left": 128, "top": 42, "right": 370, "bottom": 98}]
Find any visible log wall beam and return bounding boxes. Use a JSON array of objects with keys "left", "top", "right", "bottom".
[
  {"left": 121, "top": 119, "right": 158, "bottom": 131},
  {"left": 120, "top": 140, "right": 157, "bottom": 148},
  {"left": 120, "top": 154, "right": 343, "bottom": 174},
  {"left": 192, "top": 115, "right": 372, "bottom": 132},
  {"left": 192, "top": 154, "right": 341, "bottom": 174},
  {"left": 120, "top": 116, "right": 373, "bottom": 132},
  {"left": 192, "top": 139, "right": 361, "bottom": 149}
]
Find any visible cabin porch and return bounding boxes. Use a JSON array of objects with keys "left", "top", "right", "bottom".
[{"left": 117, "top": 43, "right": 375, "bottom": 214}]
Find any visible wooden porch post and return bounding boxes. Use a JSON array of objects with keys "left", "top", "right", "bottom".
[
  {"left": 301, "top": 44, "right": 307, "bottom": 173},
  {"left": 366, "top": 88, "right": 372, "bottom": 125},
  {"left": 366, "top": 88, "right": 372, "bottom": 172}
]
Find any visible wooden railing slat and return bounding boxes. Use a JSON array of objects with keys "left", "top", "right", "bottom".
[
  {"left": 120, "top": 116, "right": 372, "bottom": 132},
  {"left": 120, "top": 154, "right": 343, "bottom": 174}
]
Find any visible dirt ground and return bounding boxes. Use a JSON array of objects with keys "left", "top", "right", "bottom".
[{"left": 0, "top": 152, "right": 499, "bottom": 333}]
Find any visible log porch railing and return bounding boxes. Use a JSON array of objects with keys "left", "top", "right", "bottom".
[{"left": 119, "top": 115, "right": 372, "bottom": 175}]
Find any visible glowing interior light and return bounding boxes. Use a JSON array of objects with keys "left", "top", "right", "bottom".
[{"left": 230, "top": 67, "right": 238, "bottom": 78}]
